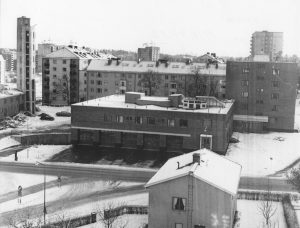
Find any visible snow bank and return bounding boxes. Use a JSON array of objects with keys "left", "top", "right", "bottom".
[
  {"left": 226, "top": 132, "right": 300, "bottom": 176},
  {"left": 0, "top": 136, "right": 20, "bottom": 151},
  {"left": 0, "top": 145, "right": 71, "bottom": 162}
]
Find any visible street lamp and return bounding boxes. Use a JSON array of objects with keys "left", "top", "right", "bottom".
[{"left": 35, "top": 161, "right": 47, "bottom": 225}]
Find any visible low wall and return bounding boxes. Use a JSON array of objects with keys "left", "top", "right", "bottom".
[{"left": 13, "top": 133, "right": 71, "bottom": 145}]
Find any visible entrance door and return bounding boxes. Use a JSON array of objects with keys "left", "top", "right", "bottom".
[{"left": 200, "top": 134, "right": 212, "bottom": 150}]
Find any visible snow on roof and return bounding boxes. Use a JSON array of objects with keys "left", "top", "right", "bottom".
[
  {"left": 45, "top": 47, "right": 112, "bottom": 60},
  {"left": 0, "top": 89, "right": 23, "bottom": 99},
  {"left": 87, "top": 59, "right": 226, "bottom": 76},
  {"left": 145, "top": 149, "right": 242, "bottom": 195},
  {"left": 72, "top": 95, "right": 233, "bottom": 115}
]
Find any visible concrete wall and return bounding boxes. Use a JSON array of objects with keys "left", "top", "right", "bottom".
[
  {"left": 0, "top": 93, "right": 25, "bottom": 120},
  {"left": 148, "top": 176, "right": 234, "bottom": 228},
  {"left": 13, "top": 133, "right": 71, "bottom": 145}
]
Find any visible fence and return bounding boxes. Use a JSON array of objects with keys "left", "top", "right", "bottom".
[{"left": 104, "top": 205, "right": 148, "bottom": 219}]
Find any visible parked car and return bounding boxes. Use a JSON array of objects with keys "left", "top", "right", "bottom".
[
  {"left": 39, "top": 113, "right": 54, "bottom": 121},
  {"left": 56, "top": 111, "right": 71, "bottom": 117}
]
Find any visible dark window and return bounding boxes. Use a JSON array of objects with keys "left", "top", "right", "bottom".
[
  {"left": 135, "top": 116, "right": 143, "bottom": 124},
  {"left": 97, "top": 80, "right": 102, "bottom": 85},
  {"left": 63, "top": 60, "right": 67, "bottom": 64},
  {"left": 179, "top": 119, "right": 188, "bottom": 128},
  {"left": 63, "top": 68, "right": 67, "bottom": 72},
  {"left": 126, "top": 116, "right": 133, "bottom": 121},
  {"left": 256, "top": 100, "right": 264, "bottom": 104},
  {"left": 171, "top": 83, "right": 177, "bottom": 89},
  {"left": 104, "top": 114, "right": 112, "bottom": 122},
  {"left": 272, "top": 81, "right": 279, "bottom": 87},
  {"left": 165, "top": 75, "right": 169, "bottom": 80},
  {"left": 97, "top": 72, "right": 101, "bottom": 77},
  {"left": 147, "top": 117, "right": 155, "bottom": 125},
  {"left": 272, "top": 105, "right": 279, "bottom": 111},
  {"left": 97, "top": 88, "right": 102, "bottom": 93},
  {"left": 256, "top": 76, "right": 264, "bottom": 80},
  {"left": 172, "top": 197, "right": 186, "bottom": 211},
  {"left": 53, "top": 67, "right": 56, "bottom": 71},
  {"left": 271, "top": 93, "right": 279, "bottom": 99}
]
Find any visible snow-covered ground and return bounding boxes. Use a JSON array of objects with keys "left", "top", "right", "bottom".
[
  {"left": 237, "top": 200, "right": 287, "bottom": 228},
  {"left": 0, "top": 145, "right": 71, "bottom": 162},
  {"left": 226, "top": 132, "right": 300, "bottom": 177},
  {"left": 0, "top": 172, "right": 56, "bottom": 196},
  {"left": 0, "top": 136, "right": 20, "bottom": 150}
]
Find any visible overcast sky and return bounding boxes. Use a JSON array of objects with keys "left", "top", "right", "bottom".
[{"left": 0, "top": 0, "right": 299, "bottom": 57}]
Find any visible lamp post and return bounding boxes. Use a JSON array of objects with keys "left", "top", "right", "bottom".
[{"left": 35, "top": 161, "right": 47, "bottom": 225}]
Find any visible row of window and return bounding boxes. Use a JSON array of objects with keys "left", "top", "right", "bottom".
[
  {"left": 104, "top": 114, "right": 189, "bottom": 128},
  {"left": 53, "top": 67, "right": 67, "bottom": 72},
  {"left": 53, "top": 59, "right": 67, "bottom": 64},
  {"left": 241, "top": 79, "right": 280, "bottom": 87},
  {"left": 242, "top": 67, "right": 280, "bottom": 75},
  {"left": 241, "top": 92, "right": 279, "bottom": 99},
  {"left": 241, "top": 103, "right": 280, "bottom": 111}
]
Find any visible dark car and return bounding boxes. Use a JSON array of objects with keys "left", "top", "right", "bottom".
[
  {"left": 39, "top": 113, "right": 55, "bottom": 121},
  {"left": 56, "top": 111, "right": 71, "bottom": 117}
]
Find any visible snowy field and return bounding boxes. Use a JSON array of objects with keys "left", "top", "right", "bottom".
[
  {"left": 226, "top": 131, "right": 300, "bottom": 177},
  {"left": 0, "top": 145, "right": 71, "bottom": 162},
  {"left": 237, "top": 200, "right": 287, "bottom": 228}
]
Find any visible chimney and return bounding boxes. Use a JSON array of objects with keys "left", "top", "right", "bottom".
[{"left": 193, "top": 153, "right": 200, "bottom": 164}]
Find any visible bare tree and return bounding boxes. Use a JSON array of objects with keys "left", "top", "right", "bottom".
[
  {"left": 96, "top": 201, "right": 126, "bottom": 228},
  {"left": 138, "top": 70, "right": 161, "bottom": 96},
  {"left": 5, "top": 208, "right": 42, "bottom": 228},
  {"left": 54, "top": 210, "right": 72, "bottom": 228},
  {"left": 258, "top": 179, "right": 277, "bottom": 227},
  {"left": 286, "top": 166, "right": 300, "bottom": 193}
]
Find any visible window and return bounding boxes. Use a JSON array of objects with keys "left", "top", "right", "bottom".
[
  {"left": 165, "top": 75, "right": 169, "bottom": 80},
  {"left": 97, "top": 88, "right": 102, "bottom": 93},
  {"left": 172, "top": 197, "right": 186, "bottom": 211},
  {"left": 241, "top": 92, "right": 248, "bottom": 97},
  {"left": 179, "top": 119, "right": 188, "bottom": 128},
  {"left": 52, "top": 82, "right": 57, "bottom": 86},
  {"left": 256, "top": 100, "right": 263, "bottom": 104},
  {"left": 62, "top": 60, "right": 67, "bottom": 64},
  {"left": 53, "top": 89, "right": 56, "bottom": 93},
  {"left": 273, "top": 68, "right": 280, "bottom": 75},
  {"left": 168, "top": 119, "right": 175, "bottom": 127},
  {"left": 271, "top": 93, "right": 279, "bottom": 99},
  {"left": 241, "top": 80, "right": 248, "bottom": 86},
  {"left": 53, "top": 67, "right": 56, "bottom": 71},
  {"left": 256, "top": 76, "right": 264, "bottom": 80},
  {"left": 135, "top": 116, "right": 143, "bottom": 124},
  {"left": 242, "top": 68, "right": 250, "bottom": 73},
  {"left": 147, "top": 117, "right": 155, "bottom": 125},
  {"left": 53, "top": 74, "right": 57, "bottom": 78},
  {"left": 104, "top": 114, "right": 112, "bottom": 122},
  {"left": 84, "top": 80, "right": 87, "bottom": 85},
  {"left": 97, "top": 72, "right": 102, "bottom": 78},
  {"left": 171, "top": 75, "right": 176, "bottom": 81},
  {"left": 256, "top": 88, "right": 263, "bottom": 93},
  {"left": 116, "top": 115, "right": 124, "bottom": 123},
  {"left": 272, "top": 105, "right": 279, "bottom": 111},
  {"left": 272, "top": 81, "right": 279, "bottom": 88},
  {"left": 126, "top": 116, "right": 133, "bottom": 121},
  {"left": 175, "top": 224, "right": 183, "bottom": 228},
  {"left": 97, "top": 80, "right": 102, "bottom": 85},
  {"left": 63, "top": 68, "right": 67, "bottom": 72},
  {"left": 171, "top": 83, "right": 177, "bottom": 89},
  {"left": 165, "top": 83, "right": 169, "bottom": 88}
]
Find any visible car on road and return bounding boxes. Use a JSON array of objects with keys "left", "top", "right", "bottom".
[
  {"left": 39, "top": 113, "right": 55, "bottom": 121},
  {"left": 56, "top": 111, "right": 71, "bottom": 117}
]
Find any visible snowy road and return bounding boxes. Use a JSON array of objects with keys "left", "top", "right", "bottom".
[{"left": 0, "top": 160, "right": 296, "bottom": 192}]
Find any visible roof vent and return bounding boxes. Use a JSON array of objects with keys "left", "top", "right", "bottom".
[{"left": 193, "top": 153, "right": 200, "bottom": 165}]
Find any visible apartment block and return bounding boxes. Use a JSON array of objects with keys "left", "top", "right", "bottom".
[
  {"left": 251, "top": 31, "right": 283, "bottom": 61},
  {"left": 0, "top": 49, "right": 16, "bottom": 72},
  {"left": 71, "top": 92, "right": 234, "bottom": 154},
  {"left": 226, "top": 61, "right": 298, "bottom": 132},
  {"left": 42, "top": 46, "right": 112, "bottom": 106},
  {"left": 138, "top": 46, "right": 160, "bottom": 61},
  {"left": 86, "top": 59, "right": 226, "bottom": 100},
  {"left": 0, "top": 55, "right": 5, "bottom": 84},
  {"left": 17, "top": 16, "right": 36, "bottom": 114},
  {"left": 37, "top": 43, "right": 64, "bottom": 73}
]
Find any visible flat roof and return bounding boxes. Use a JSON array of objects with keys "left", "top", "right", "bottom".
[{"left": 72, "top": 95, "right": 233, "bottom": 115}]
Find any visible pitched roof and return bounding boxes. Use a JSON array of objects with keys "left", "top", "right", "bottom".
[
  {"left": 87, "top": 59, "right": 226, "bottom": 76},
  {"left": 45, "top": 47, "right": 113, "bottom": 60},
  {"left": 145, "top": 149, "right": 242, "bottom": 195}
]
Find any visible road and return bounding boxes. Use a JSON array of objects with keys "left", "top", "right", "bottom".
[{"left": 0, "top": 160, "right": 295, "bottom": 192}]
